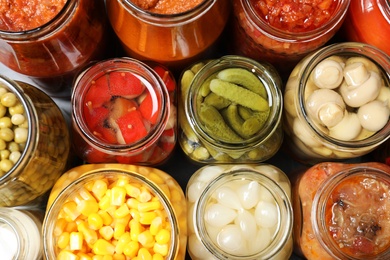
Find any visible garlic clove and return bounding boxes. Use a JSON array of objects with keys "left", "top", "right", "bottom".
[
  {"left": 343, "top": 62, "right": 370, "bottom": 87},
  {"left": 357, "top": 100, "right": 390, "bottom": 132},
  {"left": 329, "top": 111, "right": 362, "bottom": 141},
  {"left": 311, "top": 59, "right": 344, "bottom": 89}
]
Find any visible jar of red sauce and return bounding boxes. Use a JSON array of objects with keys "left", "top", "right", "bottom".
[
  {"left": 292, "top": 162, "right": 390, "bottom": 259},
  {"left": 105, "top": 0, "right": 230, "bottom": 71},
  {"left": 0, "top": 0, "right": 109, "bottom": 95},
  {"left": 71, "top": 57, "right": 177, "bottom": 165},
  {"left": 229, "top": 0, "right": 350, "bottom": 78},
  {"left": 342, "top": 0, "right": 390, "bottom": 56}
]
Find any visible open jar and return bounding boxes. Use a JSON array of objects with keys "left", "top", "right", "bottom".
[
  {"left": 178, "top": 55, "right": 283, "bottom": 164},
  {"left": 186, "top": 164, "right": 293, "bottom": 259},
  {"left": 283, "top": 42, "right": 390, "bottom": 164},
  {"left": 0, "top": 75, "right": 70, "bottom": 207},
  {"left": 42, "top": 163, "right": 187, "bottom": 260}
]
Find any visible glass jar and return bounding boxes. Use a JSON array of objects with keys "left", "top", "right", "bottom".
[
  {"left": 0, "top": 0, "right": 109, "bottom": 95},
  {"left": 0, "top": 75, "right": 70, "bottom": 207},
  {"left": 178, "top": 55, "right": 283, "bottom": 164},
  {"left": 43, "top": 163, "right": 187, "bottom": 260},
  {"left": 186, "top": 164, "right": 293, "bottom": 259},
  {"left": 283, "top": 42, "right": 390, "bottom": 164},
  {"left": 71, "top": 58, "right": 177, "bottom": 165},
  {"left": 229, "top": 0, "right": 350, "bottom": 78},
  {"left": 0, "top": 207, "right": 44, "bottom": 260},
  {"left": 342, "top": 0, "right": 390, "bottom": 56},
  {"left": 292, "top": 162, "right": 390, "bottom": 259},
  {"left": 105, "top": 0, "right": 230, "bottom": 71}
]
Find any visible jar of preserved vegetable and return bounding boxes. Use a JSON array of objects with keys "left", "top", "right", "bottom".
[
  {"left": 229, "top": 0, "right": 350, "bottom": 78},
  {"left": 105, "top": 0, "right": 230, "bottom": 71},
  {"left": 186, "top": 164, "right": 293, "bottom": 259},
  {"left": 0, "top": 75, "right": 70, "bottom": 207},
  {"left": 292, "top": 162, "right": 390, "bottom": 259},
  {"left": 71, "top": 58, "right": 177, "bottom": 165},
  {"left": 43, "top": 163, "right": 187, "bottom": 260},
  {"left": 283, "top": 42, "right": 390, "bottom": 164},
  {"left": 179, "top": 55, "right": 283, "bottom": 164}
]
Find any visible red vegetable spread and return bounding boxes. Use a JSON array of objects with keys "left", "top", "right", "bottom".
[
  {"left": 0, "top": 0, "right": 67, "bottom": 31},
  {"left": 131, "top": 0, "right": 204, "bottom": 14}
]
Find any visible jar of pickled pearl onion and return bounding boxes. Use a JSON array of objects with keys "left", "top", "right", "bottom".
[{"left": 186, "top": 164, "right": 293, "bottom": 259}]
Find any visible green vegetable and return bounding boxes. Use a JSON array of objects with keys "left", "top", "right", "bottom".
[{"left": 204, "top": 92, "right": 231, "bottom": 110}]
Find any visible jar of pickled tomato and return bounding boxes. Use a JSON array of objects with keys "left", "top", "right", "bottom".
[
  {"left": 42, "top": 163, "right": 187, "bottom": 260},
  {"left": 105, "top": 0, "right": 230, "bottom": 71},
  {"left": 0, "top": 0, "right": 109, "bottom": 95},
  {"left": 71, "top": 58, "right": 177, "bottom": 165},
  {"left": 186, "top": 164, "right": 293, "bottom": 259},
  {"left": 178, "top": 55, "right": 283, "bottom": 164},
  {"left": 229, "top": 0, "right": 350, "bottom": 78},
  {"left": 292, "top": 162, "right": 390, "bottom": 259},
  {"left": 283, "top": 42, "right": 390, "bottom": 164},
  {"left": 342, "top": 0, "right": 390, "bottom": 56},
  {"left": 0, "top": 75, "right": 70, "bottom": 207}
]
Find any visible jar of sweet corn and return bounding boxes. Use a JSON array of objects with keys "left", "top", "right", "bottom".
[
  {"left": 42, "top": 163, "right": 187, "bottom": 260},
  {"left": 283, "top": 42, "right": 390, "bottom": 164},
  {"left": 186, "top": 164, "right": 293, "bottom": 259},
  {"left": 179, "top": 55, "right": 284, "bottom": 164},
  {"left": 0, "top": 75, "right": 70, "bottom": 207}
]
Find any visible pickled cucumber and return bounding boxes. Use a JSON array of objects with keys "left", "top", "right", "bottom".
[
  {"left": 222, "top": 104, "right": 252, "bottom": 139},
  {"left": 180, "top": 69, "right": 195, "bottom": 101},
  {"left": 204, "top": 92, "right": 231, "bottom": 109}
]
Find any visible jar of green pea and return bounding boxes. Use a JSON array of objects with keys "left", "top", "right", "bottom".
[{"left": 178, "top": 55, "right": 284, "bottom": 163}]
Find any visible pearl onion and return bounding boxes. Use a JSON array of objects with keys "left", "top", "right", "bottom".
[
  {"left": 255, "top": 201, "right": 278, "bottom": 228},
  {"left": 205, "top": 203, "right": 237, "bottom": 228},
  {"left": 237, "top": 180, "right": 260, "bottom": 209},
  {"left": 217, "top": 224, "right": 246, "bottom": 255}
]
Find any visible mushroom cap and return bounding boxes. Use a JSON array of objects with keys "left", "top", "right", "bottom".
[{"left": 358, "top": 100, "right": 390, "bottom": 132}]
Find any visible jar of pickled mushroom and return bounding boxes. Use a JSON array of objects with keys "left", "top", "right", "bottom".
[
  {"left": 71, "top": 58, "right": 177, "bottom": 165},
  {"left": 186, "top": 164, "right": 293, "bottom": 259},
  {"left": 0, "top": 75, "right": 70, "bottom": 207},
  {"left": 0, "top": 0, "right": 109, "bottom": 95},
  {"left": 229, "top": 0, "right": 350, "bottom": 78},
  {"left": 105, "top": 0, "right": 230, "bottom": 71},
  {"left": 283, "top": 42, "right": 390, "bottom": 164},
  {"left": 178, "top": 55, "right": 283, "bottom": 164},
  {"left": 292, "top": 162, "right": 390, "bottom": 259},
  {"left": 42, "top": 163, "right": 187, "bottom": 260}
]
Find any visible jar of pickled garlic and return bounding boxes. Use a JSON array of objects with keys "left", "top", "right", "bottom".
[
  {"left": 178, "top": 55, "right": 283, "bottom": 164},
  {"left": 0, "top": 75, "right": 70, "bottom": 207},
  {"left": 229, "top": 0, "right": 350, "bottom": 78},
  {"left": 71, "top": 58, "right": 177, "bottom": 165},
  {"left": 342, "top": 0, "right": 390, "bottom": 56},
  {"left": 283, "top": 42, "right": 390, "bottom": 164},
  {"left": 292, "top": 162, "right": 390, "bottom": 259},
  {"left": 186, "top": 164, "right": 293, "bottom": 259},
  {"left": 0, "top": 0, "right": 109, "bottom": 95},
  {"left": 42, "top": 163, "right": 187, "bottom": 260},
  {"left": 105, "top": 0, "right": 230, "bottom": 71}
]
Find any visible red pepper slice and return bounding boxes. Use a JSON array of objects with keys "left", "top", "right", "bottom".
[
  {"left": 92, "top": 124, "right": 117, "bottom": 144},
  {"left": 84, "top": 75, "right": 111, "bottom": 108},
  {"left": 83, "top": 106, "right": 110, "bottom": 130},
  {"left": 139, "top": 91, "right": 161, "bottom": 125},
  {"left": 116, "top": 110, "right": 148, "bottom": 143},
  {"left": 108, "top": 71, "right": 145, "bottom": 98}
]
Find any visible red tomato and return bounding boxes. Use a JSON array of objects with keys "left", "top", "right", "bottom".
[
  {"left": 153, "top": 65, "right": 176, "bottom": 91},
  {"left": 108, "top": 71, "right": 145, "bottom": 98},
  {"left": 116, "top": 110, "right": 148, "bottom": 143},
  {"left": 139, "top": 91, "right": 161, "bottom": 124},
  {"left": 83, "top": 106, "right": 109, "bottom": 130},
  {"left": 84, "top": 75, "right": 111, "bottom": 108}
]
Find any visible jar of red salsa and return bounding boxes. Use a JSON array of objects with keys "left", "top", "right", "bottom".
[
  {"left": 229, "top": 0, "right": 350, "bottom": 78},
  {"left": 71, "top": 58, "right": 177, "bottom": 165},
  {"left": 292, "top": 162, "right": 390, "bottom": 259},
  {"left": 342, "top": 0, "right": 390, "bottom": 56}
]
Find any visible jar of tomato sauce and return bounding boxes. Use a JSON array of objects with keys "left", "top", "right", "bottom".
[
  {"left": 71, "top": 58, "right": 177, "bottom": 165},
  {"left": 105, "top": 0, "right": 230, "bottom": 71},
  {"left": 283, "top": 42, "right": 390, "bottom": 164},
  {"left": 342, "top": 0, "right": 390, "bottom": 56},
  {"left": 42, "top": 163, "right": 187, "bottom": 260},
  {"left": 0, "top": 0, "right": 109, "bottom": 95},
  {"left": 292, "top": 162, "right": 390, "bottom": 259},
  {"left": 229, "top": 0, "right": 350, "bottom": 78}
]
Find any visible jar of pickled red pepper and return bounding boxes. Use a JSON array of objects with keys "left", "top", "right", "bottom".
[
  {"left": 179, "top": 55, "right": 283, "bottom": 164},
  {"left": 186, "top": 164, "right": 293, "bottom": 259},
  {"left": 105, "top": 0, "right": 230, "bottom": 71},
  {"left": 292, "top": 162, "right": 390, "bottom": 259},
  {"left": 283, "top": 42, "right": 390, "bottom": 164},
  {"left": 0, "top": 0, "right": 109, "bottom": 95},
  {"left": 229, "top": 0, "right": 350, "bottom": 78},
  {"left": 342, "top": 0, "right": 390, "bottom": 56},
  {"left": 71, "top": 57, "right": 177, "bottom": 165},
  {"left": 0, "top": 75, "right": 70, "bottom": 207},
  {"left": 42, "top": 163, "right": 187, "bottom": 260}
]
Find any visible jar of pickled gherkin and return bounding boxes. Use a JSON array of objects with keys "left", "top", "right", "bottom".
[
  {"left": 283, "top": 42, "right": 390, "bottom": 164},
  {"left": 186, "top": 164, "right": 293, "bottom": 259},
  {"left": 179, "top": 55, "right": 283, "bottom": 164},
  {"left": 0, "top": 75, "right": 70, "bottom": 207},
  {"left": 43, "top": 163, "right": 187, "bottom": 260}
]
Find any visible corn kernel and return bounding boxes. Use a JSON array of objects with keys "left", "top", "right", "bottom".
[
  {"left": 138, "top": 201, "right": 161, "bottom": 212},
  {"left": 114, "top": 204, "right": 130, "bottom": 219},
  {"left": 79, "top": 187, "right": 97, "bottom": 202},
  {"left": 137, "top": 248, "right": 152, "bottom": 260},
  {"left": 92, "top": 179, "right": 108, "bottom": 200},
  {"left": 114, "top": 222, "right": 127, "bottom": 240},
  {"left": 57, "top": 232, "right": 70, "bottom": 249},
  {"left": 113, "top": 254, "right": 126, "bottom": 260},
  {"left": 99, "top": 226, "right": 114, "bottom": 241},
  {"left": 126, "top": 198, "right": 139, "bottom": 209},
  {"left": 69, "top": 232, "right": 84, "bottom": 251},
  {"left": 111, "top": 186, "right": 127, "bottom": 206},
  {"left": 65, "top": 221, "right": 78, "bottom": 233},
  {"left": 123, "top": 240, "right": 139, "bottom": 257},
  {"left": 88, "top": 213, "right": 104, "bottom": 230},
  {"left": 98, "top": 210, "right": 113, "bottom": 226},
  {"left": 147, "top": 172, "right": 164, "bottom": 184},
  {"left": 139, "top": 211, "right": 157, "bottom": 225},
  {"left": 78, "top": 221, "right": 98, "bottom": 245},
  {"left": 152, "top": 253, "right": 164, "bottom": 260},
  {"left": 149, "top": 217, "right": 162, "bottom": 236},
  {"left": 129, "top": 208, "right": 140, "bottom": 222},
  {"left": 115, "top": 176, "right": 129, "bottom": 187},
  {"left": 63, "top": 201, "right": 80, "bottom": 221},
  {"left": 115, "top": 232, "right": 131, "bottom": 254},
  {"left": 92, "top": 239, "right": 115, "bottom": 255},
  {"left": 77, "top": 200, "right": 99, "bottom": 216},
  {"left": 138, "top": 230, "right": 154, "bottom": 248},
  {"left": 125, "top": 183, "right": 141, "bottom": 198},
  {"left": 155, "top": 229, "right": 170, "bottom": 244},
  {"left": 153, "top": 243, "right": 169, "bottom": 256},
  {"left": 98, "top": 194, "right": 111, "bottom": 211},
  {"left": 129, "top": 219, "right": 144, "bottom": 242},
  {"left": 77, "top": 252, "right": 93, "bottom": 260},
  {"left": 54, "top": 218, "right": 68, "bottom": 236},
  {"left": 58, "top": 250, "right": 78, "bottom": 260},
  {"left": 138, "top": 187, "right": 152, "bottom": 203}
]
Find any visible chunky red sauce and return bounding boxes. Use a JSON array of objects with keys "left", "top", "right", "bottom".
[{"left": 131, "top": 0, "right": 204, "bottom": 14}]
